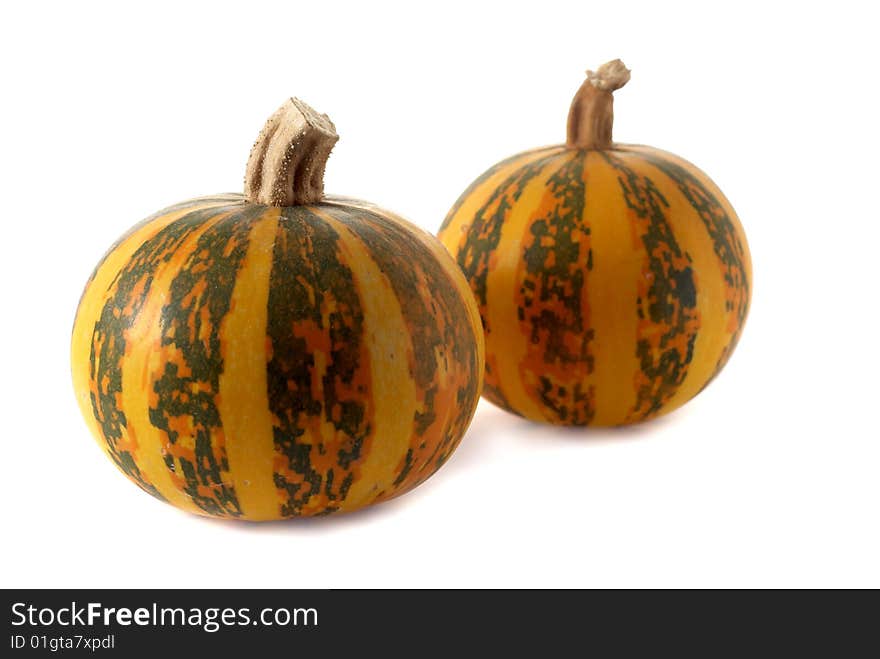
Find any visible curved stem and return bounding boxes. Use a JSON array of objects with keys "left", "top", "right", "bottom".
[
  {"left": 244, "top": 98, "right": 338, "bottom": 206},
  {"left": 566, "top": 59, "right": 630, "bottom": 150}
]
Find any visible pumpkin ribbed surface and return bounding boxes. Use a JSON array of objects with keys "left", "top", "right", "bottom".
[
  {"left": 439, "top": 144, "right": 750, "bottom": 426},
  {"left": 72, "top": 194, "right": 484, "bottom": 519}
]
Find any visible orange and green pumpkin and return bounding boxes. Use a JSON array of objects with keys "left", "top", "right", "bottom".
[
  {"left": 439, "top": 60, "right": 751, "bottom": 426},
  {"left": 71, "top": 99, "right": 484, "bottom": 520}
]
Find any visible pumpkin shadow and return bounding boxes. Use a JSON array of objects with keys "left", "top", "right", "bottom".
[
  {"left": 194, "top": 402, "right": 684, "bottom": 533},
  {"left": 444, "top": 399, "right": 683, "bottom": 472}
]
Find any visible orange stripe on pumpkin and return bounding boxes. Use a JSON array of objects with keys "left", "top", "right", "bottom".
[
  {"left": 218, "top": 209, "right": 282, "bottom": 521},
  {"left": 583, "top": 152, "right": 642, "bottom": 424},
  {"left": 311, "top": 206, "right": 418, "bottom": 510},
  {"left": 323, "top": 202, "right": 482, "bottom": 496}
]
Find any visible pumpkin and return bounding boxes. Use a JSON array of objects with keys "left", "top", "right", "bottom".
[
  {"left": 71, "top": 98, "right": 484, "bottom": 520},
  {"left": 439, "top": 60, "right": 751, "bottom": 426}
]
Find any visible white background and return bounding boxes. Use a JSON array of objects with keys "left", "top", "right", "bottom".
[{"left": 1, "top": 0, "right": 878, "bottom": 588}]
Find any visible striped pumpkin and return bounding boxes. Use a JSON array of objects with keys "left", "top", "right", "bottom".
[
  {"left": 439, "top": 61, "right": 751, "bottom": 426},
  {"left": 71, "top": 99, "right": 484, "bottom": 520}
]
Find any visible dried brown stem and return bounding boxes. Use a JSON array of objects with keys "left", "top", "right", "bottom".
[
  {"left": 244, "top": 98, "right": 338, "bottom": 206},
  {"left": 566, "top": 59, "right": 630, "bottom": 150}
]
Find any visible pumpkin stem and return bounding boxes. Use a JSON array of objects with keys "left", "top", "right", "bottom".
[
  {"left": 244, "top": 98, "right": 339, "bottom": 206},
  {"left": 566, "top": 59, "right": 630, "bottom": 150}
]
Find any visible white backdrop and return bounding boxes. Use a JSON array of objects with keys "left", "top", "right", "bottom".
[{"left": 1, "top": 0, "right": 877, "bottom": 588}]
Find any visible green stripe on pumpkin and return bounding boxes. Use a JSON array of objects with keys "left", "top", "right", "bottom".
[
  {"left": 266, "top": 206, "right": 372, "bottom": 517},
  {"left": 516, "top": 151, "right": 596, "bottom": 425},
  {"left": 454, "top": 151, "right": 567, "bottom": 408},
  {"left": 600, "top": 152, "right": 701, "bottom": 421},
  {"left": 81, "top": 197, "right": 248, "bottom": 295},
  {"left": 148, "top": 205, "right": 264, "bottom": 517},
  {"left": 326, "top": 204, "right": 482, "bottom": 488},
  {"left": 439, "top": 146, "right": 562, "bottom": 232},
  {"left": 89, "top": 205, "right": 239, "bottom": 501},
  {"left": 631, "top": 150, "right": 750, "bottom": 381}
]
